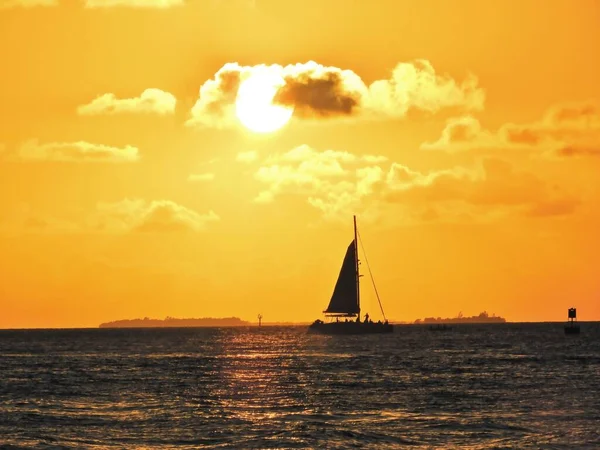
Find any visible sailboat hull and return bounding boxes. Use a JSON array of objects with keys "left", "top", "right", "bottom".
[{"left": 308, "top": 320, "right": 393, "bottom": 335}]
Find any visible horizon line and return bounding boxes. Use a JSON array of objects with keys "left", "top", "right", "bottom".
[{"left": 1, "top": 320, "right": 598, "bottom": 331}]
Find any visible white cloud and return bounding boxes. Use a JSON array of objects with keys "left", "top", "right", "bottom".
[
  {"left": 8, "top": 140, "right": 139, "bottom": 163},
  {"left": 254, "top": 145, "right": 357, "bottom": 205},
  {"left": 92, "top": 199, "right": 219, "bottom": 233},
  {"left": 252, "top": 144, "right": 578, "bottom": 223},
  {"left": 1, "top": 200, "right": 220, "bottom": 236},
  {"left": 84, "top": 0, "right": 184, "bottom": 8},
  {"left": 1, "top": 0, "right": 189, "bottom": 8},
  {"left": 0, "top": 203, "right": 80, "bottom": 236},
  {"left": 253, "top": 145, "right": 386, "bottom": 216},
  {"left": 236, "top": 151, "right": 258, "bottom": 163},
  {"left": 365, "top": 60, "right": 484, "bottom": 117},
  {"left": 420, "top": 116, "right": 500, "bottom": 152},
  {"left": 210, "top": 0, "right": 255, "bottom": 8},
  {"left": 0, "top": 0, "right": 57, "bottom": 8},
  {"left": 187, "top": 173, "right": 215, "bottom": 182},
  {"left": 77, "top": 89, "right": 177, "bottom": 116},
  {"left": 421, "top": 102, "right": 600, "bottom": 157}
]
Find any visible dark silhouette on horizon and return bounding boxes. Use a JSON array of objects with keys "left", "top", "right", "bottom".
[
  {"left": 99, "top": 316, "right": 250, "bottom": 328},
  {"left": 564, "top": 307, "right": 580, "bottom": 334},
  {"left": 414, "top": 311, "right": 506, "bottom": 324}
]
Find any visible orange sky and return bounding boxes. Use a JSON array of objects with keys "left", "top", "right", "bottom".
[{"left": 1, "top": 0, "right": 599, "bottom": 328}]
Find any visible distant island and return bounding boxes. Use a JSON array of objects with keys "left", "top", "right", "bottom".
[
  {"left": 99, "top": 316, "right": 250, "bottom": 328},
  {"left": 414, "top": 311, "right": 506, "bottom": 324}
]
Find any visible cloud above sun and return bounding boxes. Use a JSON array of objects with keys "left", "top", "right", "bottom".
[
  {"left": 65, "top": 59, "right": 485, "bottom": 135},
  {"left": 77, "top": 89, "right": 177, "bottom": 116},
  {"left": 187, "top": 60, "right": 485, "bottom": 130}
]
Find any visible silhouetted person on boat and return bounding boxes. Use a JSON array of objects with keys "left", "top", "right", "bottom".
[{"left": 364, "top": 313, "right": 369, "bottom": 323}]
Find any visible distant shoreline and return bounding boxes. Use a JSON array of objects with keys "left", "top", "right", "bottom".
[
  {"left": 98, "top": 315, "right": 511, "bottom": 328},
  {"left": 98, "top": 317, "right": 251, "bottom": 328},
  {"left": 2, "top": 321, "right": 600, "bottom": 330},
  {"left": 414, "top": 312, "right": 506, "bottom": 324}
]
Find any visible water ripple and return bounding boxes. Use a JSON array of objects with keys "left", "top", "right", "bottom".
[{"left": 1, "top": 323, "right": 599, "bottom": 448}]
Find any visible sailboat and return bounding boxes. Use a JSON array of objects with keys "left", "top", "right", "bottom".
[{"left": 308, "top": 215, "right": 393, "bottom": 335}]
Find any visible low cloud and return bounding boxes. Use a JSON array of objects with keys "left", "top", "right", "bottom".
[
  {"left": 543, "top": 103, "right": 600, "bottom": 130},
  {"left": 0, "top": 210, "right": 79, "bottom": 235},
  {"left": 0, "top": 0, "right": 57, "bottom": 8},
  {"left": 526, "top": 198, "right": 581, "bottom": 218},
  {"left": 253, "top": 145, "right": 382, "bottom": 219},
  {"left": 187, "top": 60, "right": 485, "bottom": 129},
  {"left": 0, "top": 203, "right": 67, "bottom": 236},
  {"left": 422, "top": 102, "right": 600, "bottom": 158},
  {"left": 187, "top": 173, "right": 215, "bottom": 182},
  {"left": 84, "top": 0, "right": 184, "bottom": 8},
  {"left": 252, "top": 145, "right": 578, "bottom": 223},
  {"left": 92, "top": 199, "right": 219, "bottom": 233},
  {"left": 502, "top": 103, "right": 600, "bottom": 148},
  {"left": 555, "top": 146, "right": 600, "bottom": 158},
  {"left": 1, "top": 200, "right": 219, "bottom": 236},
  {"left": 420, "top": 116, "right": 500, "bottom": 152},
  {"left": 5, "top": 140, "right": 139, "bottom": 163},
  {"left": 236, "top": 151, "right": 258, "bottom": 163},
  {"left": 77, "top": 89, "right": 177, "bottom": 116},
  {"left": 1, "top": 0, "right": 255, "bottom": 8},
  {"left": 385, "top": 158, "right": 577, "bottom": 216},
  {"left": 210, "top": 0, "right": 255, "bottom": 9}
]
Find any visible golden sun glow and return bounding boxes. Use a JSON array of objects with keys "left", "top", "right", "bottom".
[{"left": 235, "top": 72, "right": 294, "bottom": 133}]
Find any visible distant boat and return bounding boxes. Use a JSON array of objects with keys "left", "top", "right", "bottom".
[
  {"left": 309, "top": 216, "right": 393, "bottom": 335},
  {"left": 564, "top": 307, "right": 580, "bottom": 335}
]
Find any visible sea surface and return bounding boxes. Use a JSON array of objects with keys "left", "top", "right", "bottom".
[{"left": 1, "top": 323, "right": 599, "bottom": 449}]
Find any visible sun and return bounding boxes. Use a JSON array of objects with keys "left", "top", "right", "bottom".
[{"left": 235, "top": 71, "right": 294, "bottom": 133}]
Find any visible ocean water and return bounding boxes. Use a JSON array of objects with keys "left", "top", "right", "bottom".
[{"left": 0, "top": 323, "right": 599, "bottom": 449}]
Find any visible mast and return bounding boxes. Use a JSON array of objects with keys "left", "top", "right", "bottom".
[{"left": 354, "top": 215, "right": 360, "bottom": 318}]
